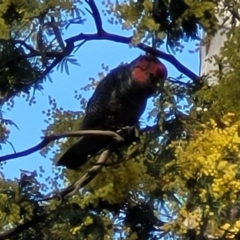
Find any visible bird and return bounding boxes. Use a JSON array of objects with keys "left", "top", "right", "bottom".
[{"left": 56, "top": 54, "right": 167, "bottom": 170}]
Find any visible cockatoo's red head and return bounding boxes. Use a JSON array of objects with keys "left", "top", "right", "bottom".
[{"left": 131, "top": 55, "right": 167, "bottom": 89}]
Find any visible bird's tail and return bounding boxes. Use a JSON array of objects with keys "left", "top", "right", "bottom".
[{"left": 56, "top": 135, "right": 111, "bottom": 170}]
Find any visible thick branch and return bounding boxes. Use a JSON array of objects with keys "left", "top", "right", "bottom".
[
  {"left": 15, "top": 24, "right": 197, "bottom": 83},
  {"left": 138, "top": 43, "right": 199, "bottom": 81},
  {"left": 0, "top": 130, "right": 123, "bottom": 163},
  {"left": 65, "top": 32, "right": 199, "bottom": 82},
  {"left": 86, "top": 0, "right": 103, "bottom": 33},
  {"left": 66, "top": 0, "right": 199, "bottom": 81}
]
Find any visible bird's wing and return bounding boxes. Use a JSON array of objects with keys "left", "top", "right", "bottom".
[
  {"left": 57, "top": 68, "right": 125, "bottom": 169},
  {"left": 81, "top": 66, "right": 125, "bottom": 130}
]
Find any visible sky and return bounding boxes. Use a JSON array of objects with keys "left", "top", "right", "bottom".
[{"left": 0, "top": 2, "right": 199, "bottom": 183}]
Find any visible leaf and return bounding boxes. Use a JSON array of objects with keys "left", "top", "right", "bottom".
[
  {"left": 1, "top": 119, "right": 19, "bottom": 130},
  {"left": 68, "top": 58, "right": 80, "bottom": 66},
  {"left": 56, "top": 61, "right": 61, "bottom": 72},
  {"left": 44, "top": 73, "right": 53, "bottom": 83},
  {"left": 65, "top": 61, "right": 69, "bottom": 75},
  {"left": 60, "top": 60, "right": 64, "bottom": 73}
]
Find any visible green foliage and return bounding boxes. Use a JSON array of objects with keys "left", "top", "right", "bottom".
[
  {"left": 0, "top": 111, "right": 20, "bottom": 150},
  {"left": 2, "top": 0, "right": 240, "bottom": 240},
  {"left": 193, "top": 25, "right": 240, "bottom": 122},
  {"left": 110, "top": 0, "right": 218, "bottom": 50},
  {"left": 0, "top": 39, "right": 41, "bottom": 99},
  {"left": 0, "top": 172, "right": 45, "bottom": 234},
  {"left": 0, "top": 122, "right": 10, "bottom": 149},
  {"left": 0, "top": 0, "right": 83, "bottom": 103},
  {"left": 0, "top": 0, "right": 73, "bottom": 39},
  {"left": 56, "top": 55, "right": 81, "bottom": 75}
]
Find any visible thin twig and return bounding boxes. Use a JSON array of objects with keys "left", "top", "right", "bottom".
[
  {"left": 14, "top": 40, "right": 38, "bottom": 53},
  {"left": 0, "top": 130, "right": 124, "bottom": 162}
]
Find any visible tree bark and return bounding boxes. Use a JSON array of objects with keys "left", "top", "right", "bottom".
[{"left": 199, "top": 1, "right": 237, "bottom": 85}]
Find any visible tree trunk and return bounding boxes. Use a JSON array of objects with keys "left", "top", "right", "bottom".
[{"left": 199, "top": 2, "right": 236, "bottom": 85}]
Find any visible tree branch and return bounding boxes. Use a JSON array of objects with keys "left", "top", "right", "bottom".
[
  {"left": 65, "top": 32, "right": 200, "bottom": 81},
  {"left": 0, "top": 130, "right": 124, "bottom": 163},
  {"left": 196, "top": 216, "right": 208, "bottom": 240},
  {"left": 0, "top": 210, "right": 49, "bottom": 240},
  {"left": 67, "top": 0, "right": 199, "bottom": 81},
  {"left": 14, "top": 40, "right": 39, "bottom": 53},
  {"left": 43, "top": 149, "right": 110, "bottom": 201},
  {"left": 138, "top": 43, "right": 199, "bottom": 81},
  {"left": 85, "top": 0, "right": 103, "bottom": 33},
  {"left": 42, "top": 139, "right": 144, "bottom": 202}
]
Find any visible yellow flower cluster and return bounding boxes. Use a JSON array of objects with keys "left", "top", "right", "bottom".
[
  {"left": 166, "top": 121, "right": 240, "bottom": 200},
  {"left": 70, "top": 216, "right": 93, "bottom": 235},
  {"left": 160, "top": 118, "right": 240, "bottom": 238},
  {"left": 114, "top": 2, "right": 142, "bottom": 24},
  {"left": 0, "top": 18, "right": 9, "bottom": 39},
  {"left": 8, "top": 203, "right": 21, "bottom": 223},
  {"left": 161, "top": 207, "right": 202, "bottom": 234},
  {"left": 0, "top": 189, "right": 35, "bottom": 228},
  {"left": 219, "top": 221, "right": 240, "bottom": 239},
  {"left": 66, "top": 150, "right": 157, "bottom": 210},
  {"left": 76, "top": 159, "right": 157, "bottom": 208}
]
